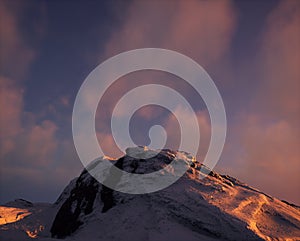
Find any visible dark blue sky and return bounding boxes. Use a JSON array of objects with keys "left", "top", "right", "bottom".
[{"left": 1, "top": 0, "right": 299, "bottom": 204}]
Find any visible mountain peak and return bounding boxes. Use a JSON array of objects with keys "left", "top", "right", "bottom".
[{"left": 1, "top": 147, "right": 300, "bottom": 241}]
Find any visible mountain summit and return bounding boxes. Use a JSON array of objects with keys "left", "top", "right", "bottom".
[{"left": 1, "top": 147, "right": 300, "bottom": 241}]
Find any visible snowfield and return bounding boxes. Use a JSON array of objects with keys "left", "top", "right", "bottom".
[{"left": 1, "top": 147, "right": 299, "bottom": 241}]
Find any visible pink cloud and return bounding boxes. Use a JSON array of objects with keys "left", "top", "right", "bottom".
[
  {"left": 24, "top": 120, "right": 58, "bottom": 166},
  {"left": 136, "top": 105, "right": 164, "bottom": 121},
  {"left": 164, "top": 109, "right": 211, "bottom": 161},
  {"left": 228, "top": 115, "right": 300, "bottom": 203},
  {"left": 255, "top": 0, "right": 300, "bottom": 121},
  {"left": 165, "top": 0, "right": 236, "bottom": 65},
  {"left": 94, "top": 0, "right": 237, "bottom": 148},
  {"left": 219, "top": 0, "right": 300, "bottom": 204},
  {"left": 0, "top": 1, "right": 60, "bottom": 174},
  {"left": 104, "top": 0, "right": 237, "bottom": 69},
  {"left": 97, "top": 132, "right": 123, "bottom": 158},
  {"left": 60, "top": 96, "right": 70, "bottom": 107},
  {"left": 0, "top": 1, "right": 36, "bottom": 80},
  {"left": 0, "top": 77, "right": 23, "bottom": 155}
]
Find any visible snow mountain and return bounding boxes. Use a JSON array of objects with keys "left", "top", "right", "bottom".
[{"left": 1, "top": 147, "right": 299, "bottom": 241}]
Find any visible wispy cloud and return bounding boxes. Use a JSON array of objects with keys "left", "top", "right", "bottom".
[
  {"left": 104, "top": 0, "right": 236, "bottom": 65},
  {"left": 94, "top": 0, "right": 237, "bottom": 158},
  {"left": 0, "top": 1, "right": 80, "bottom": 202},
  {"left": 219, "top": 0, "right": 300, "bottom": 203}
]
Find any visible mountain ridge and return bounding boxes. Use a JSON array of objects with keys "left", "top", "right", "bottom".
[{"left": 0, "top": 147, "right": 299, "bottom": 241}]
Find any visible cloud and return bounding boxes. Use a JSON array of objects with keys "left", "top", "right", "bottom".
[
  {"left": 3, "top": 0, "right": 298, "bottom": 206},
  {"left": 0, "top": 1, "right": 78, "bottom": 203},
  {"left": 164, "top": 109, "right": 211, "bottom": 161},
  {"left": 255, "top": 0, "right": 300, "bottom": 121},
  {"left": 136, "top": 105, "right": 165, "bottom": 121},
  {"left": 0, "top": 1, "right": 36, "bottom": 80},
  {"left": 228, "top": 115, "right": 300, "bottom": 203},
  {"left": 24, "top": 121, "right": 58, "bottom": 166},
  {"left": 219, "top": 0, "right": 300, "bottom": 204},
  {"left": 0, "top": 77, "right": 23, "bottom": 155},
  {"left": 96, "top": 132, "right": 123, "bottom": 158},
  {"left": 0, "top": 0, "right": 59, "bottom": 164},
  {"left": 104, "top": 0, "right": 236, "bottom": 65},
  {"left": 165, "top": 0, "right": 236, "bottom": 64},
  {"left": 0, "top": 106, "right": 59, "bottom": 169},
  {"left": 92, "top": 0, "right": 236, "bottom": 158},
  {"left": 60, "top": 96, "right": 70, "bottom": 107}
]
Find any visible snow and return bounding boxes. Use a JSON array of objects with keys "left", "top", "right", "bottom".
[
  {"left": 0, "top": 206, "right": 31, "bottom": 225},
  {"left": 125, "top": 146, "right": 159, "bottom": 159},
  {"left": 0, "top": 147, "right": 299, "bottom": 241}
]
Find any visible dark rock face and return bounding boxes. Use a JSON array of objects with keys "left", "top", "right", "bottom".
[
  {"left": 50, "top": 149, "right": 177, "bottom": 238},
  {"left": 47, "top": 148, "right": 277, "bottom": 240},
  {"left": 50, "top": 171, "right": 100, "bottom": 238},
  {"left": 100, "top": 157, "right": 124, "bottom": 213},
  {"left": 5, "top": 147, "right": 299, "bottom": 241},
  {"left": 50, "top": 148, "right": 196, "bottom": 238}
]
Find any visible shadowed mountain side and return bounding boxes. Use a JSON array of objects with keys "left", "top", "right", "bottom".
[{"left": 0, "top": 147, "right": 299, "bottom": 241}]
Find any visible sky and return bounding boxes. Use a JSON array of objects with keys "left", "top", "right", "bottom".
[{"left": 0, "top": 0, "right": 299, "bottom": 205}]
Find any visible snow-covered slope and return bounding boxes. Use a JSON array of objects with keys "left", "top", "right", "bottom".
[{"left": 1, "top": 147, "right": 299, "bottom": 241}]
